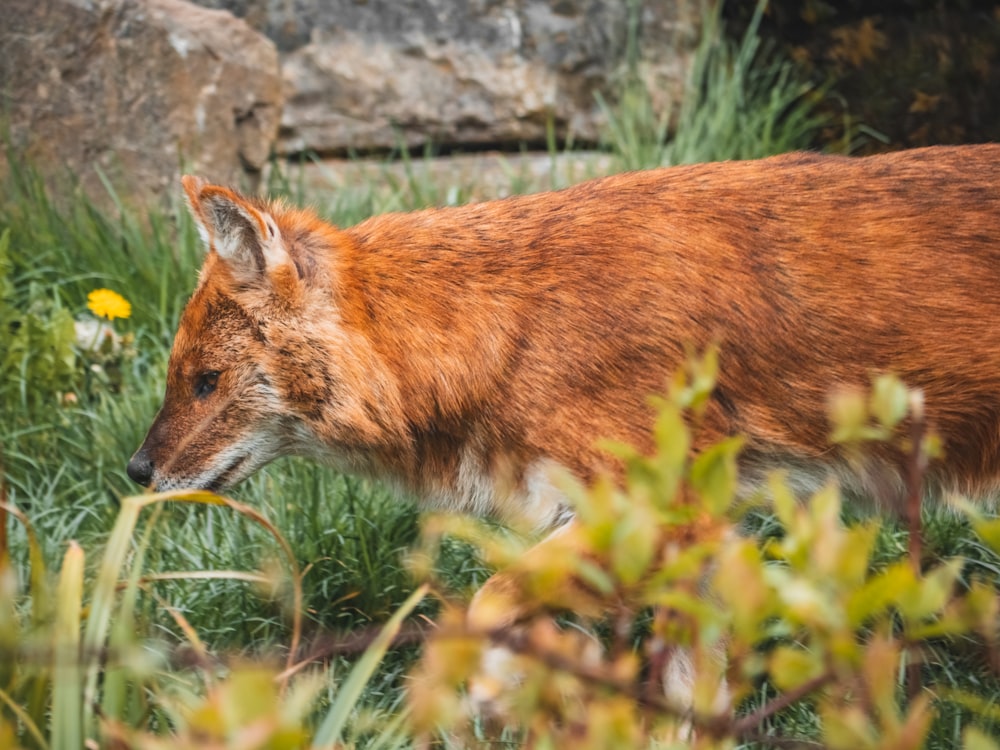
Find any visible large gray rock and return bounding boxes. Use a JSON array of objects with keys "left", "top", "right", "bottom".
[
  {"left": 0, "top": 0, "right": 282, "bottom": 205},
  {"left": 197, "top": 1, "right": 698, "bottom": 156}
]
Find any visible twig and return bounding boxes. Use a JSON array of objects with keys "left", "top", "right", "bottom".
[
  {"left": 0, "top": 445, "right": 7, "bottom": 565},
  {"left": 904, "top": 390, "right": 928, "bottom": 702},
  {"left": 730, "top": 671, "right": 834, "bottom": 737},
  {"left": 905, "top": 390, "right": 927, "bottom": 575},
  {"left": 644, "top": 607, "right": 671, "bottom": 706},
  {"left": 277, "top": 619, "right": 431, "bottom": 681},
  {"left": 736, "top": 733, "right": 825, "bottom": 749},
  {"left": 483, "top": 622, "right": 827, "bottom": 743}
]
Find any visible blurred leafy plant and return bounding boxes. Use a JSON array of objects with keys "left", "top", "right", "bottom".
[
  {"left": 0, "top": 488, "right": 424, "bottom": 750},
  {"left": 0, "top": 226, "right": 138, "bottom": 419},
  {"left": 0, "top": 228, "right": 79, "bottom": 414},
  {"left": 406, "top": 357, "right": 1000, "bottom": 749}
]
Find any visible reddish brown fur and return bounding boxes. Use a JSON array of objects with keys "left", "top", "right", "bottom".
[{"left": 132, "top": 146, "right": 1000, "bottom": 522}]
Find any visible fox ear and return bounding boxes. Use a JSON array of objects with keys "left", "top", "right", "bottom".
[{"left": 181, "top": 175, "right": 291, "bottom": 282}]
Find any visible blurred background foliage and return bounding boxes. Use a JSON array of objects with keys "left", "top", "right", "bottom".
[{"left": 722, "top": 0, "right": 1000, "bottom": 151}]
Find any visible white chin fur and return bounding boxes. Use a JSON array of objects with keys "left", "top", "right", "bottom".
[{"left": 152, "top": 442, "right": 270, "bottom": 493}]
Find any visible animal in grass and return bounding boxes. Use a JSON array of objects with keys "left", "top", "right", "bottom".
[{"left": 129, "top": 144, "right": 1000, "bottom": 706}]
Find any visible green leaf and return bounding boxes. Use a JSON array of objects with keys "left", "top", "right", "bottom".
[
  {"left": 576, "top": 476, "right": 619, "bottom": 549},
  {"left": 809, "top": 483, "right": 845, "bottom": 575},
  {"left": 689, "top": 436, "right": 745, "bottom": 514},
  {"left": 847, "top": 562, "right": 915, "bottom": 626},
  {"left": 652, "top": 401, "right": 689, "bottom": 484},
  {"left": 610, "top": 505, "right": 658, "bottom": 585},
  {"left": 768, "top": 570, "right": 838, "bottom": 630},
  {"left": 964, "top": 726, "right": 1000, "bottom": 750},
  {"left": 770, "top": 644, "right": 823, "bottom": 692},
  {"left": 52, "top": 542, "right": 85, "bottom": 750},
  {"left": 870, "top": 374, "right": 910, "bottom": 430},
  {"left": 820, "top": 702, "right": 877, "bottom": 750},
  {"left": 895, "top": 694, "right": 933, "bottom": 750},
  {"left": 712, "top": 541, "right": 772, "bottom": 635},
  {"left": 575, "top": 559, "right": 617, "bottom": 596},
  {"left": 834, "top": 523, "right": 879, "bottom": 587},
  {"left": 829, "top": 388, "right": 870, "bottom": 444},
  {"left": 768, "top": 472, "right": 798, "bottom": 530},
  {"left": 897, "top": 559, "right": 962, "bottom": 623},
  {"left": 860, "top": 634, "right": 902, "bottom": 721},
  {"left": 972, "top": 517, "right": 1000, "bottom": 556},
  {"left": 686, "top": 344, "right": 720, "bottom": 414}
]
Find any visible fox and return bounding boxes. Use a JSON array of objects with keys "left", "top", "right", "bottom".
[{"left": 129, "top": 145, "right": 1000, "bottom": 703}]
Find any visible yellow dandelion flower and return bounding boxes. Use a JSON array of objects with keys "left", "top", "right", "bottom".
[{"left": 87, "top": 288, "right": 132, "bottom": 321}]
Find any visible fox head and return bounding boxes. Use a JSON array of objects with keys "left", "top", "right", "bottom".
[{"left": 127, "top": 177, "right": 396, "bottom": 493}]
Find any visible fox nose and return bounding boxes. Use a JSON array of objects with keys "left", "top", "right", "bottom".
[{"left": 126, "top": 450, "right": 154, "bottom": 487}]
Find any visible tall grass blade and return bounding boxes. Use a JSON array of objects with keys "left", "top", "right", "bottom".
[
  {"left": 365, "top": 708, "right": 411, "bottom": 750},
  {"left": 81, "top": 488, "right": 306, "bottom": 739},
  {"left": 0, "top": 685, "right": 47, "bottom": 750},
  {"left": 310, "top": 584, "right": 428, "bottom": 749},
  {"left": 80, "top": 495, "right": 145, "bottom": 741},
  {"left": 100, "top": 503, "right": 164, "bottom": 723},
  {"left": 148, "top": 489, "right": 305, "bottom": 677},
  {"left": 51, "top": 541, "right": 84, "bottom": 750},
  {"left": 0, "top": 501, "right": 48, "bottom": 626}
]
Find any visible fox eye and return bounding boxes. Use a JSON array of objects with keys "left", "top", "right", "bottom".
[{"left": 194, "top": 371, "right": 220, "bottom": 399}]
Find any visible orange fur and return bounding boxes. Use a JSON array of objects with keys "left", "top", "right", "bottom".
[{"left": 131, "top": 146, "right": 1000, "bottom": 526}]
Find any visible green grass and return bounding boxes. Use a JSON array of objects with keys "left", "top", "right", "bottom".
[
  {"left": 0, "top": 160, "right": 436, "bottom": 610},
  {"left": 598, "top": 0, "right": 836, "bottom": 170},
  {"left": 0, "top": 158, "right": 457, "bottom": 747}
]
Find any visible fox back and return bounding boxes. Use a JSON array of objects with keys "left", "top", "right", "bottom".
[{"left": 128, "top": 145, "right": 1000, "bottom": 528}]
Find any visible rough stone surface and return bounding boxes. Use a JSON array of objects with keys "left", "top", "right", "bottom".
[
  {"left": 0, "top": 0, "right": 283, "bottom": 205},
  {"left": 196, "top": 0, "right": 700, "bottom": 156}
]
